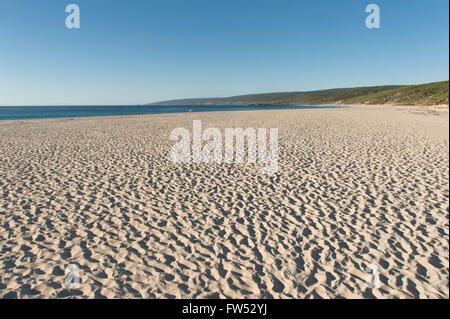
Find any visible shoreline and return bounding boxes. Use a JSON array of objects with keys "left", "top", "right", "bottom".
[{"left": 0, "top": 104, "right": 448, "bottom": 124}]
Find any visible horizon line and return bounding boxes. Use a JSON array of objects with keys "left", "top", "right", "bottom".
[{"left": 1, "top": 79, "right": 448, "bottom": 107}]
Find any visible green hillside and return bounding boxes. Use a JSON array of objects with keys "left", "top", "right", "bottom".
[
  {"left": 343, "top": 81, "right": 449, "bottom": 105},
  {"left": 148, "top": 81, "right": 449, "bottom": 106}
]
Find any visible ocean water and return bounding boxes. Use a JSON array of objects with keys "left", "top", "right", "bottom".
[{"left": 0, "top": 105, "right": 344, "bottom": 121}]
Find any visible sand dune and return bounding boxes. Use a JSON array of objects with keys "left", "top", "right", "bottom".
[{"left": 0, "top": 106, "right": 448, "bottom": 298}]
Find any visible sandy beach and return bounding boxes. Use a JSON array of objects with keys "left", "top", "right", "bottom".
[{"left": 0, "top": 106, "right": 448, "bottom": 299}]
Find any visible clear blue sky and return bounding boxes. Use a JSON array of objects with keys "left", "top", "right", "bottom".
[{"left": 0, "top": 0, "right": 448, "bottom": 105}]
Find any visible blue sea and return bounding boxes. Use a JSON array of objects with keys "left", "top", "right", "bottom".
[{"left": 0, "top": 105, "right": 344, "bottom": 121}]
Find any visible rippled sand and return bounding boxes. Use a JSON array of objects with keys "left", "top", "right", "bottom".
[{"left": 0, "top": 106, "right": 448, "bottom": 298}]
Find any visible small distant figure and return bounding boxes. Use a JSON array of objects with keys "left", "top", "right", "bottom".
[{"left": 189, "top": 107, "right": 193, "bottom": 113}]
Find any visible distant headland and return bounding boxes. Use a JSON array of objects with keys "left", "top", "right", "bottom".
[{"left": 148, "top": 81, "right": 449, "bottom": 107}]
